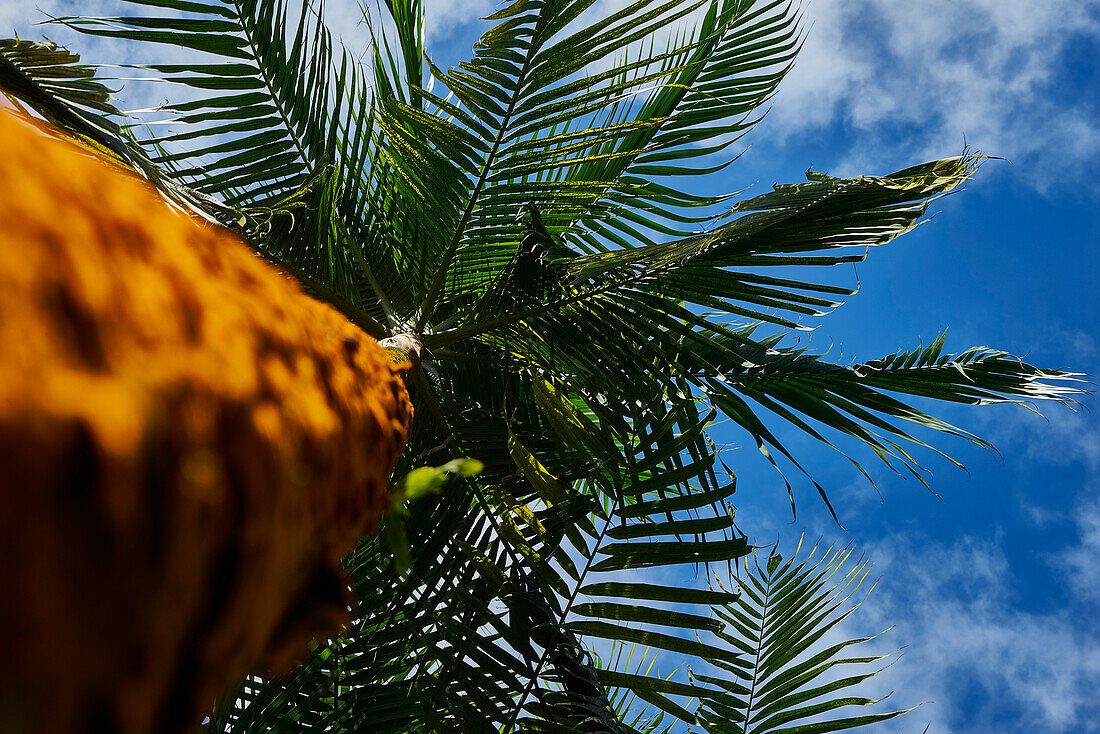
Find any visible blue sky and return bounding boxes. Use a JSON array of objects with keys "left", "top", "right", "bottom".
[{"left": 5, "top": 1, "right": 1099, "bottom": 731}]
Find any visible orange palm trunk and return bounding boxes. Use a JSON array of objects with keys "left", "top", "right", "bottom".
[{"left": 0, "top": 110, "right": 412, "bottom": 734}]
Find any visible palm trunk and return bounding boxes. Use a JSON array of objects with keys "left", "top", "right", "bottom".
[{"left": 0, "top": 110, "right": 412, "bottom": 734}]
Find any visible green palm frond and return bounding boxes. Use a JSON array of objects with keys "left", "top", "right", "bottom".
[
  {"left": 52, "top": 0, "right": 337, "bottom": 206},
  {"left": 212, "top": 400, "right": 747, "bottom": 733},
  {"left": 695, "top": 541, "right": 909, "bottom": 733},
  {"left": 406, "top": 401, "right": 746, "bottom": 732},
  {"left": 562, "top": 157, "right": 978, "bottom": 330},
  {"left": 405, "top": 0, "right": 801, "bottom": 331},
  {"left": 602, "top": 642, "right": 685, "bottom": 734},
  {"left": 696, "top": 328, "right": 1082, "bottom": 517}
]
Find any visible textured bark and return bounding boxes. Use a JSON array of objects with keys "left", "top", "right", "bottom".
[{"left": 0, "top": 110, "right": 412, "bottom": 734}]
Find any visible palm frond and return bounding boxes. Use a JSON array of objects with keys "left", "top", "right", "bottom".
[
  {"left": 697, "top": 328, "right": 1082, "bottom": 516},
  {"left": 694, "top": 541, "right": 910, "bottom": 733},
  {"left": 566, "top": 157, "right": 978, "bottom": 330},
  {"left": 392, "top": 0, "right": 800, "bottom": 331},
  {"left": 53, "top": 0, "right": 335, "bottom": 204}
]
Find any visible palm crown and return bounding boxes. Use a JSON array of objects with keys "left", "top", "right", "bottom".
[{"left": 0, "top": 0, "right": 1081, "bottom": 731}]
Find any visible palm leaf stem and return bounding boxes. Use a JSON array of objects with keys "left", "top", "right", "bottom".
[
  {"left": 428, "top": 290, "right": 626, "bottom": 351},
  {"left": 737, "top": 564, "right": 772, "bottom": 734},
  {"left": 232, "top": 0, "right": 312, "bottom": 167},
  {"left": 426, "top": 269, "right": 682, "bottom": 349}
]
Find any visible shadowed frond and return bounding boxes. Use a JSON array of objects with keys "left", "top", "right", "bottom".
[
  {"left": 0, "top": 36, "right": 240, "bottom": 224},
  {"left": 52, "top": 0, "right": 340, "bottom": 206}
]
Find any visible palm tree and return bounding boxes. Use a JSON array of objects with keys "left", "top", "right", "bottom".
[{"left": 1, "top": 1, "right": 1080, "bottom": 732}]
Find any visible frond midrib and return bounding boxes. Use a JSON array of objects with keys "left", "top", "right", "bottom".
[
  {"left": 740, "top": 562, "right": 773, "bottom": 734},
  {"left": 414, "top": 14, "right": 545, "bottom": 333}
]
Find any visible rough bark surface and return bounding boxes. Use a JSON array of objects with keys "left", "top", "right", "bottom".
[{"left": 0, "top": 110, "right": 412, "bottom": 734}]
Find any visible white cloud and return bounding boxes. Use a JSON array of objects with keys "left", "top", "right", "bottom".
[
  {"left": 848, "top": 530, "right": 1100, "bottom": 733},
  {"left": 969, "top": 399, "right": 1100, "bottom": 478},
  {"left": 761, "top": 0, "right": 1100, "bottom": 187},
  {"left": 1022, "top": 407, "right": 1100, "bottom": 471},
  {"left": 0, "top": 2, "right": 64, "bottom": 37},
  {"left": 312, "top": 0, "right": 493, "bottom": 55},
  {"left": 421, "top": 0, "right": 494, "bottom": 43},
  {"left": 1055, "top": 490, "right": 1100, "bottom": 604}
]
